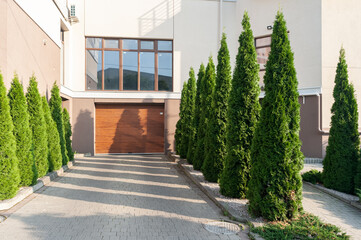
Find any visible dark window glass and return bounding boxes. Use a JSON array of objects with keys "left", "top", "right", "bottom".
[
  {"left": 140, "top": 52, "right": 155, "bottom": 90},
  {"left": 86, "top": 50, "right": 102, "bottom": 90},
  {"left": 104, "top": 51, "right": 119, "bottom": 90},
  {"left": 158, "top": 40, "right": 172, "bottom": 51},
  {"left": 141, "top": 41, "right": 154, "bottom": 50},
  {"left": 123, "top": 51, "right": 138, "bottom": 90},
  {"left": 158, "top": 53, "right": 172, "bottom": 91},
  {"left": 104, "top": 39, "right": 119, "bottom": 48},
  {"left": 86, "top": 38, "right": 102, "bottom": 48},
  {"left": 123, "top": 39, "right": 138, "bottom": 50}
]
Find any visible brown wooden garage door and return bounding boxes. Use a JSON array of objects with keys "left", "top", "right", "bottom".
[{"left": 95, "top": 104, "right": 164, "bottom": 153}]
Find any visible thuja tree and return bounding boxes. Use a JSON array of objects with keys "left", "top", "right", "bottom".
[
  {"left": 8, "top": 76, "right": 37, "bottom": 186},
  {"left": 202, "top": 33, "right": 232, "bottom": 182},
  {"left": 247, "top": 12, "right": 303, "bottom": 221},
  {"left": 175, "top": 81, "right": 188, "bottom": 155},
  {"left": 0, "top": 73, "right": 20, "bottom": 200},
  {"left": 219, "top": 12, "right": 261, "bottom": 198},
  {"left": 322, "top": 48, "right": 360, "bottom": 194},
  {"left": 193, "top": 57, "right": 216, "bottom": 170},
  {"left": 180, "top": 68, "right": 196, "bottom": 160},
  {"left": 42, "top": 96, "right": 62, "bottom": 171},
  {"left": 49, "top": 83, "right": 68, "bottom": 165},
  {"left": 63, "top": 108, "right": 74, "bottom": 161},
  {"left": 26, "top": 77, "right": 49, "bottom": 178},
  {"left": 187, "top": 64, "right": 205, "bottom": 163}
]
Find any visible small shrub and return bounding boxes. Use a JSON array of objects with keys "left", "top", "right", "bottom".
[
  {"left": 42, "top": 96, "right": 62, "bottom": 171},
  {"left": 63, "top": 108, "right": 74, "bottom": 161},
  {"left": 49, "top": 83, "right": 69, "bottom": 165},
  {"left": 26, "top": 76, "right": 48, "bottom": 178},
  {"left": 302, "top": 170, "right": 323, "bottom": 184},
  {"left": 356, "top": 189, "right": 361, "bottom": 202},
  {"left": 8, "top": 75, "right": 37, "bottom": 186},
  {"left": 0, "top": 73, "right": 20, "bottom": 200},
  {"left": 251, "top": 213, "right": 349, "bottom": 240}
]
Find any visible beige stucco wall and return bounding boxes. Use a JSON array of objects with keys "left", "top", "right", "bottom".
[
  {"left": 321, "top": 0, "right": 361, "bottom": 129},
  {"left": 236, "top": 0, "right": 322, "bottom": 90},
  {"left": 1, "top": 0, "right": 60, "bottom": 97}
]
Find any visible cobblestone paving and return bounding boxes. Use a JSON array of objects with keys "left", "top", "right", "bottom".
[
  {"left": 0, "top": 155, "right": 241, "bottom": 240},
  {"left": 303, "top": 180, "right": 361, "bottom": 239}
]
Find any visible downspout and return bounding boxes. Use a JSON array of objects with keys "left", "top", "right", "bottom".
[
  {"left": 219, "top": 0, "right": 223, "bottom": 43},
  {"left": 317, "top": 94, "right": 329, "bottom": 134}
]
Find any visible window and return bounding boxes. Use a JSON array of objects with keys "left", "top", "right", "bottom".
[
  {"left": 255, "top": 35, "right": 271, "bottom": 88},
  {"left": 86, "top": 37, "right": 173, "bottom": 91}
]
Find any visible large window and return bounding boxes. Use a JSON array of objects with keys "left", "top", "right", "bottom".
[
  {"left": 255, "top": 35, "right": 271, "bottom": 89},
  {"left": 86, "top": 38, "right": 173, "bottom": 91}
]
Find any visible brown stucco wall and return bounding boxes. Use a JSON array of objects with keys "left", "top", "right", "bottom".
[
  {"left": 1, "top": 0, "right": 60, "bottom": 97},
  {"left": 299, "top": 95, "right": 323, "bottom": 158},
  {"left": 165, "top": 99, "right": 180, "bottom": 153}
]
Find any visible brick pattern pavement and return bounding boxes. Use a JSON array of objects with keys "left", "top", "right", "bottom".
[{"left": 0, "top": 155, "right": 241, "bottom": 240}]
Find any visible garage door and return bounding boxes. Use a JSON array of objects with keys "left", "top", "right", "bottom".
[{"left": 95, "top": 104, "right": 164, "bottom": 154}]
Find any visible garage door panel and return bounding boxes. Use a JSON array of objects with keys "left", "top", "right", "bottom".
[{"left": 96, "top": 104, "right": 164, "bottom": 153}]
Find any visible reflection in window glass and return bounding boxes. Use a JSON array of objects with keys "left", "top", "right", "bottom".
[
  {"left": 86, "top": 38, "right": 102, "bottom": 48},
  {"left": 158, "top": 41, "right": 172, "bottom": 51},
  {"left": 158, "top": 53, "right": 172, "bottom": 91},
  {"left": 104, "top": 39, "right": 119, "bottom": 48},
  {"left": 104, "top": 51, "right": 119, "bottom": 90},
  {"left": 140, "top": 52, "right": 155, "bottom": 90},
  {"left": 256, "top": 47, "right": 271, "bottom": 70},
  {"left": 141, "top": 41, "right": 154, "bottom": 50},
  {"left": 123, "top": 51, "right": 138, "bottom": 90},
  {"left": 123, "top": 39, "right": 138, "bottom": 50},
  {"left": 86, "top": 50, "right": 102, "bottom": 90}
]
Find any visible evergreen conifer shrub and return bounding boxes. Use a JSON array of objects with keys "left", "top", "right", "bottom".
[
  {"left": 219, "top": 12, "right": 261, "bottom": 198},
  {"left": 0, "top": 73, "right": 20, "bottom": 200},
  {"left": 202, "top": 33, "right": 232, "bottom": 182},
  {"left": 180, "top": 68, "right": 196, "bottom": 160},
  {"left": 42, "top": 97, "right": 62, "bottom": 171},
  {"left": 26, "top": 77, "right": 49, "bottom": 178},
  {"left": 322, "top": 48, "right": 360, "bottom": 194},
  {"left": 247, "top": 12, "right": 303, "bottom": 221},
  {"left": 186, "top": 64, "right": 205, "bottom": 164},
  {"left": 175, "top": 81, "right": 188, "bottom": 156},
  {"left": 63, "top": 108, "right": 74, "bottom": 161},
  {"left": 49, "top": 84, "right": 69, "bottom": 165},
  {"left": 8, "top": 76, "right": 37, "bottom": 186},
  {"left": 193, "top": 57, "right": 216, "bottom": 171}
]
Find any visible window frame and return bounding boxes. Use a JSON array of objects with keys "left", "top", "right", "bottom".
[{"left": 85, "top": 37, "right": 173, "bottom": 92}]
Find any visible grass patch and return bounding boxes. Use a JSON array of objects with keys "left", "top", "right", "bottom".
[{"left": 251, "top": 213, "right": 349, "bottom": 240}]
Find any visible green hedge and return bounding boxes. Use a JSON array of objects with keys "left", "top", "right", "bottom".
[
  {"left": 202, "top": 33, "right": 232, "bottom": 182},
  {"left": 322, "top": 48, "right": 360, "bottom": 194},
  {"left": 219, "top": 12, "right": 261, "bottom": 198},
  {"left": 247, "top": 12, "right": 303, "bottom": 221},
  {"left": 26, "top": 77, "right": 48, "bottom": 178},
  {"left": 0, "top": 73, "right": 20, "bottom": 200},
  {"left": 8, "top": 76, "right": 37, "bottom": 186},
  {"left": 302, "top": 170, "right": 323, "bottom": 184},
  {"left": 63, "top": 108, "right": 74, "bottom": 161},
  {"left": 49, "top": 84, "right": 69, "bottom": 165},
  {"left": 42, "top": 96, "right": 62, "bottom": 171}
]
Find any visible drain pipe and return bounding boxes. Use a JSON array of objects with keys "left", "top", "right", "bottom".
[
  {"left": 317, "top": 94, "right": 329, "bottom": 134},
  {"left": 219, "top": 0, "right": 223, "bottom": 43}
]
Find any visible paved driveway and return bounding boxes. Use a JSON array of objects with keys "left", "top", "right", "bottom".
[{"left": 0, "top": 155, "right": 240, "bottom": 240}]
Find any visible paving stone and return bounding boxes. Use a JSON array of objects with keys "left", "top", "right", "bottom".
[{"left": 0, "top": 155, "right": 240, "bottom": 240}]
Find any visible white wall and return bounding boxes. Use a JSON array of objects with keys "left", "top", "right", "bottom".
[
  {"left": 321, "top": 0, "right": 361, "bottom": 128},
  {"left": 14, "top": 0, "right": 68, "bottom": 47},
  {"left": 236, "top": 0, "right": 322, "bottom": 90}
]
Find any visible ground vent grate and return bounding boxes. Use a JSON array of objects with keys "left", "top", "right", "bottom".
[{"left": 203, "top": 221, "right": 240, "bottom": 235}]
